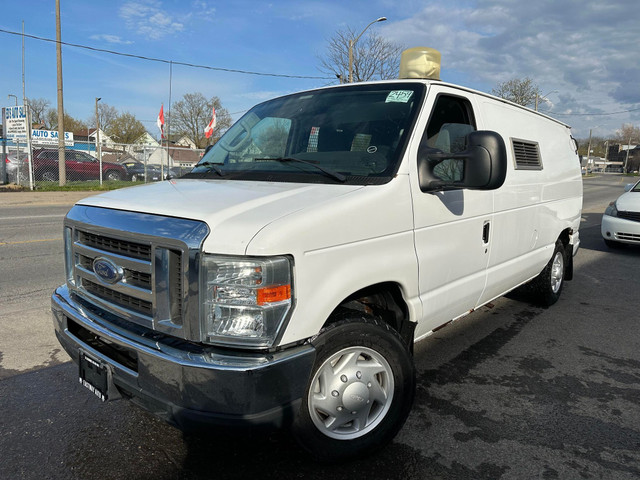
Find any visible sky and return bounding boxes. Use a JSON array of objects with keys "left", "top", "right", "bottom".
[{"left": 1, "top": 0, "right": 639, "bottom": 140}]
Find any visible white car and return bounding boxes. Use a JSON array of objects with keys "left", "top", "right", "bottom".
[{"left": 602, "top": 179, "right": 640, "bottom": 247}]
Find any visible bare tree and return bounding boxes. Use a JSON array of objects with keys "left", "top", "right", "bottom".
[
  {"left": 106, "top": 112, "right": 146, "bottom": 144},
  {"left": 169, "top": 93, "right": 232, "bottom": 148},
  {"left": 27, "top": 97, "right": 50, "bottom": 125},
  {"left": 44, "top": 108, "right": 88, "bottom": 132},
  {"left": 319, "top": 29, "right": 404, "bottom": 83},
  {"left": 90, "top": 103, "right": 119, "bottom": 133},
  {"left": 491, "top": 77, "right": 540, "bottom": 108},
  {"left": 615, "top": 123, "right": 640, "bottom": 144}
]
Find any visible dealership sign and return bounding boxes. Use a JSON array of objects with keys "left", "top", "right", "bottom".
[
  {"left": 31, "top": 129, "right": 74, "bottom": 146},
  {"left": 4, "top": 105, "right": 28, "bottom": 139}
]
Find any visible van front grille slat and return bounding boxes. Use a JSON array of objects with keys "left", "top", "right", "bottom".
[
  {"left": 79, "top": 231, "right": 151, "bottom": 260},
  {"left": 83, "top": 279, "right": 153, "bottom": 316}
]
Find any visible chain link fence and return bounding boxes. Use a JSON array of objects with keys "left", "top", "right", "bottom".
[{"left": 3, "top": 139, "right": 203, "bottom": 187}]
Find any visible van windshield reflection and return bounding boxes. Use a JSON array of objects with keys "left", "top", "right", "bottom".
[{"left": 187, "top": 84, "right": 425, "bottom": 185}]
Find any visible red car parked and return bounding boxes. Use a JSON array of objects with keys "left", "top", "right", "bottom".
[{"left": 32, "top": 148, "right": 128, "bottom": 182}]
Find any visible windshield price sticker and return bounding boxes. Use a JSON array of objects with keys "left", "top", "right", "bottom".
[{"left": 386, "top": 90, "right": 414, "bottom": 103}]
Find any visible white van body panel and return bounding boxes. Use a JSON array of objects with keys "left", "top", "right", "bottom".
[
  {"left": 475, "top": 99, "right": 582, "bottom": 304},
  {"left": 246, "top": 174, "right": 421, "bottom": 346}
]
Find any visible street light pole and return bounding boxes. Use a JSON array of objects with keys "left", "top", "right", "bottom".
[{"left": 348, "top": 16, "right": 387, "bottom": 83}]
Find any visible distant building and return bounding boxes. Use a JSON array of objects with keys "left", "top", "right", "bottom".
[
  {"left": 146, "top": 144, "right": 201, "bottom": 168},
  {"left": 607, "top": 144, "right": 640, "bottom": 172}
]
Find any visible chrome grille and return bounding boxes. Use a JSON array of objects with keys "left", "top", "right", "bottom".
[{"left": 64, "top": 205, "right": 209, "bottom": 342}]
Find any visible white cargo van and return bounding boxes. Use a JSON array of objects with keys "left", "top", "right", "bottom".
[{"left": 52, "top": 48, "right": 582, "bottom": 460}]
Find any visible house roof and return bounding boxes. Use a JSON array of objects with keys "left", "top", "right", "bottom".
[{"left": 167, "top": 146, "right": 201, "bottom": 164}]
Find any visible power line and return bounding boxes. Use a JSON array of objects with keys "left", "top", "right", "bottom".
[
  {"left": 0, "top": 28, "right": 332, "bottom": 80},
  {"left": 540, "top": 106, "right": 640, "bottom": 117}
]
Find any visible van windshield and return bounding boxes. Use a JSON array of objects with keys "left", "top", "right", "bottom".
[{"left": 186, "top": 83, "right": 425, "bottom": 185}]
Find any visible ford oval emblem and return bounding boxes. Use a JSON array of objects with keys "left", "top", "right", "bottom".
[{"left": 92, "top": 257, "right": 124, "bottom": 285}]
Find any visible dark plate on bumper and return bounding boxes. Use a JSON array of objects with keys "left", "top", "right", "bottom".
[{"left": 79, "top": 350, "right": 110, "bottom": 402}]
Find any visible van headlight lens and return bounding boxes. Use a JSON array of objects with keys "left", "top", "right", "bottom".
[
  {"left": 604, "top": 202, "right": 618, "bottom": 217},
  {"left": 200, "top": 255, "right": 293, "bottom": 348}
]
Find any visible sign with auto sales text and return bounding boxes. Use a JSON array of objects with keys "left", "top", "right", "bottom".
[
  {"left": 31, "top": 129, "right": 74, "bottom": 146},
  {"left": 4, "top": 105, "right": 28, "bottom": 139}
]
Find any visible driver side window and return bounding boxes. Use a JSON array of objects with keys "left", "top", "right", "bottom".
[{"left": 421, "top": 94, "right": 476, "bottom": 182}]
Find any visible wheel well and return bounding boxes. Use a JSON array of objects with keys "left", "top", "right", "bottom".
[
  {"left": 559, "top": 228, "right": 573, "bottom": 281},
  {"left": 326, "top": 282, "right": 415, "bottom": 351}
]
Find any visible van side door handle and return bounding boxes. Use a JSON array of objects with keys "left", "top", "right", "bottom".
[{"left": 482, "top": 221, "right": 490, "bottom": 244}]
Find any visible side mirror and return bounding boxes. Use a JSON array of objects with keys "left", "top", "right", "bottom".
[
  {"left": 418, "top": 130, "right": 507, "bottom": 192},
  {"left": 624, "top": 183, "right": 634, "bottom": 192}
]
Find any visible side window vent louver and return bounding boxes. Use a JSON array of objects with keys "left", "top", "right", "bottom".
[{"left": 512, "top": 139, "right": 542, "bottom": 170}]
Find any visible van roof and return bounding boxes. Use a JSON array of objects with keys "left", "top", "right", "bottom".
[{"left": 298, "top": 79, "right": 573, "bottom": 130}]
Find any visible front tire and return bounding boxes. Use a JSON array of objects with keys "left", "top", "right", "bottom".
[
  {"left": 292, "top": 316, "right": 415, "bottom": 462},
  {"left": 105, "top": 170, "right": 122, "bottom": 181}
]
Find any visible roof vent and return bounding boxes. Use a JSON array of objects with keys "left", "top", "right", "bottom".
[{"left": 399, "top": 47, "right": 441, "bottom": 80}]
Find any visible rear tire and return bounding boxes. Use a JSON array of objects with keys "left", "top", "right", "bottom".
[
  {"left": 40, "top": 170, "right": 58, "bottom": 182},
  {"left": 530, "top": 240, "right": 565, "bottom": 307},
  {"left": 292, "top": 315, "right": 415, "bottom": 462}
]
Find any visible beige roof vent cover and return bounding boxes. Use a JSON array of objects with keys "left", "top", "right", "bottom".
[{"left": 399, "top": 47, "right": 441, "bottom": 80}]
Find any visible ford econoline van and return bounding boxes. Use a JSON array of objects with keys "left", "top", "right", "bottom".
[{"left": 52, "top": 48, "right": 582, "bottom": 460}]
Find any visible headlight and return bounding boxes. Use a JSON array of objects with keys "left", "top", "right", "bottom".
[
  {"left": 201, "top": 255, "right": 293, "bottom": 348},
  {"left": 604, "top": 202, "right": 618, "bottom": 217}
]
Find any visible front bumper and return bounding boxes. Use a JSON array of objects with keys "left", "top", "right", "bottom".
[
  {"left": 601, "top": 214, "right": 640, "bottom": 245},
  {"left": 52, "top": 285, "right": 315, "bottom": 431}
]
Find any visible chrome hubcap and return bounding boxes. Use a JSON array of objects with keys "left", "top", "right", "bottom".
[
  {"left": 550, "top": 251, "right": 564, "bottom": 294},
  {"left": 308, "top": 346, "right": 394, "bottom": 440}
]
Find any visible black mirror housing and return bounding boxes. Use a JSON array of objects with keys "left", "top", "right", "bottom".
[{"left": 418, "top": 130, "right": 507, "bottom": 192}]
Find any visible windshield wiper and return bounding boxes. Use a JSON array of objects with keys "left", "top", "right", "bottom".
[
  {"left": 254, "top": 157, "right": 347, "bottom": 182},
  {"left": 198, "top": 161, "right": 225, "bottom": 176}
]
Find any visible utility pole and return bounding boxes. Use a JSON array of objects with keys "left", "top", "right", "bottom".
[
  {"left": 624, "top": 136, "right": 633, "bottom": 173},
  {"left": 586, "top": 129, "right": 593, "bottom": 171},
  {"left": 55, "top": 0, "right": 66, "bottom": 185},
  {"left": 23, "top": 21, "right": 34, "bottom": 190},
  {"left": 96, "top": 97, "right": 102, "bottom": 185}
]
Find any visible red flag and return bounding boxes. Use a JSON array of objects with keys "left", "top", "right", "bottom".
[
  {"left": 204, "top": 107, "right": 216, "bottom": 139},
  {"left": 157, "top": 105, "right": 165, "bottom": 139}
]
